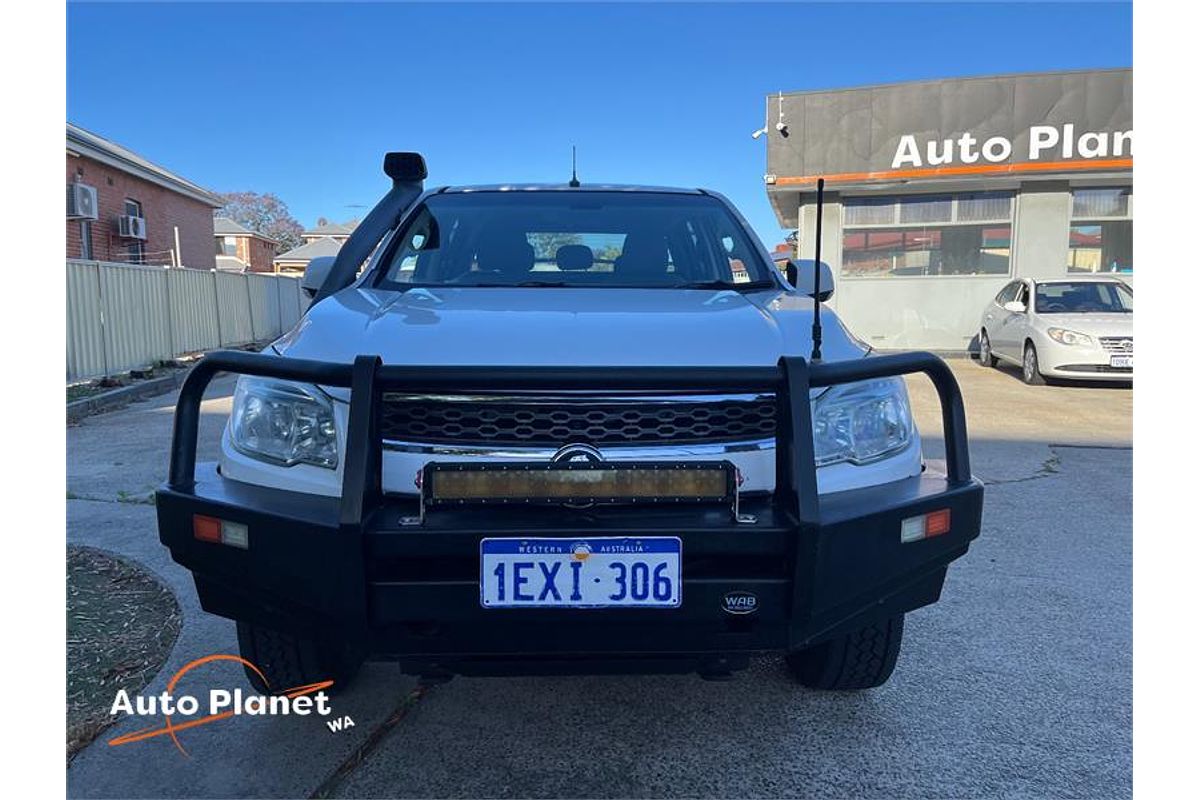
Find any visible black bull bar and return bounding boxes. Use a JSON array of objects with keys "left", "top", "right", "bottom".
[{"left": 159, "top": 350, "right": 982, "bottom": 657}]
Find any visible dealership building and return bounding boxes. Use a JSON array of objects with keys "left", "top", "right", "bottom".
[{"left": 764, "top": 68, "right": 1132, "bottom": 351}]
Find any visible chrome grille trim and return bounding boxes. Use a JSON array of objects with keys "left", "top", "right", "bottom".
[{"left": 1099, "top": 337, "right": 1133, "bottom": 353}]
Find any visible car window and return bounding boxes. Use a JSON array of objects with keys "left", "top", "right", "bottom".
[
  {"left": 1033, "top": 281, "right": 1133, "bottom": 313},
  {"left": 375, "top": 192, "right": 774, "bottom": 289},
  {"left": 1014, "top": 283, "right": 1028, "bottom": 306},
  {"left": 996, "top": 282, "right": 1019, "bottom": 304}
]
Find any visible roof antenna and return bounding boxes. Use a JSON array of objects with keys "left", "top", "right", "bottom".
[
  {"left": 810, "top": 177, "right": 825, "bottom": 362},
  {"left": 568, "top": 145, "right": 580, "bottom": 188}
]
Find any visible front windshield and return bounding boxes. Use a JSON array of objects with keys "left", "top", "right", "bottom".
[
  {"left": 1034, "top": 281, "right": 1132, "bottom": 313},
  {"left": 376, "top": 191, "right": 774, "bottom": 289}
]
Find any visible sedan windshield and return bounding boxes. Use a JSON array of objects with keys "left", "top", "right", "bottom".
[
  {"left": 1034, "top": 281, "right": 1132, "bottom": 313},
  {"left": 375, "top": 191, "right": 774, "bottom": 289}
]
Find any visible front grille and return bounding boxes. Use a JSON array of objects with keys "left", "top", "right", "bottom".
[
  {"left": 1059, "top": 364, "right": 1133, "bottom": 373},
  {"left": 1100, "top": 337, "right": 1133, "bottom": 353},
  {"left": 378, "top": 395, "right": 777, "bottom": 446}
]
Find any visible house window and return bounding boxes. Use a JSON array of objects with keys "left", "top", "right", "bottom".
[
  {"left": 217, "top": 236, "right": 238, "bottom": 256},
  {"left": 841, "top": 192, "right": 1014, "bottom": 278},
  {"left": 79, "top": 220, "right": 93, "bottom": 260},
  {"left": 126, "top": 241, "right": 145, "bottom": 264},
  {"left": 124, "top": 198, "right": 143, "bottom": 218},
  {"left": 1068, "top": 187, "right": 1132, "bottom": 274}
]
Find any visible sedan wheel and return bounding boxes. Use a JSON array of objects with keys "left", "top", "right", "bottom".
[
  {"left": 1022, "top": 343, "right": 1046, "bottom": 386},
  {"left": 978, "top": 331, "right": 997, "bottom": 368}
]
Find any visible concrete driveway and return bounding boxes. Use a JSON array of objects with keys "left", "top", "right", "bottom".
[{"left": 66, "top": 361, "right": 1131, "bottom": 799}]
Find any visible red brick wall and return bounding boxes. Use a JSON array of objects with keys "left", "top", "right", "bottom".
[
  {"left": 66, "top": 154, "right": 216, "bottom": 268},
  {"left": 246, "top": 236, "right": 278, "bottom": 272},
  {"left": 224, "top": 235, "right": 277, "bottom": 272}
]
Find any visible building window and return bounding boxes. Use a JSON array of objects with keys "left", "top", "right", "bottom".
[
  {"left": 79, "top": 220, "right": 93, "bottom": 260},
  {"left": 1072, "top": 187, "right": 1130, "bottom": 218},
  {"left": 124, "top": 198, "right": 143, "bottom": 218},
  {"left": 217, "top": 235, "right": 238, "bottom": 256},
  {"left": 841, "top": 192, "right": 1014, "bottom": 278},
  {"left": 1069, "top": 187, "right": 1132, "bottom": 274},
  {"left": 126, "top": 241, "right": 145, "bottom": 264}
]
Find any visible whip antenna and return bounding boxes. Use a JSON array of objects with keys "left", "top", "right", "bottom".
[
  {"left": 810, "top": 177, "right": 825, "bottom": 362},
  {"left": 569, "top": 146, "right": 580, "bottom": 187}
]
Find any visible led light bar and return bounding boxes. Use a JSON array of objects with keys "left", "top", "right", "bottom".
[{"left": 422, "top": 461, "right": 735, "bottom": 507}]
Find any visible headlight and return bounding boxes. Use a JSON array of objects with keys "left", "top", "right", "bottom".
[
  {"left": 230, "top": 377, "right": 338, "bottom": 469},
  {"left": 811, "top": 378, "right": 913, "bottom": 467},
  {"left": 1047, "top": 327, "right": 1093, "bottom": 347}
]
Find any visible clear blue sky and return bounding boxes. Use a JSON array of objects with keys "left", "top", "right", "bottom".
[{"left": 67, "top": 2, "right": 1131, "bottom": 245}]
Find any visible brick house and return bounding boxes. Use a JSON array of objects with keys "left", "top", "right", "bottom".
[
  {"left": 273, "top": 220, "right": 357, "bottom": 273},
  {"left": 301, "top": 220, "right": 356, "bottom": 244},
  {"left": 273, "top": 236, "right": 343, "bottom": 274},
  {"left": 214, "top": 217, "right": 279, "bottom": 272},
  {"left": 67, "top": 123, "right": 221, "bottom": 268}
]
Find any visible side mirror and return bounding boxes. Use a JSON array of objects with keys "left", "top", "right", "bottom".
[
  {"left": 786, "top": 259, "right": 834, "bottom": 302},
  {"left": 301, "top": 255, "right": 337, "bottom": 298},
  {"left": 1003, "top": 300, "right": 1026, "bottom": 313}
]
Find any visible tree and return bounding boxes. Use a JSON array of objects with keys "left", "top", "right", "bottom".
[
  {"left": 215, "top": 192, "right": 304, "bottom": 254},
  {"left": 527, "top": 232, "right": 581, "bottom": 261}
]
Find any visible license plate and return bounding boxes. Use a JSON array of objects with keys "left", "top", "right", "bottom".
[
  {"left": 480, "top": 537, "right": 681, "bottom": 609},
  {"left": 1110, "top": 355, "right": 1133, "bottom": 368}
]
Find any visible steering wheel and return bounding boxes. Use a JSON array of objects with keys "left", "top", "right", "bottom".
[{"left": 1043, "top": 302, "right": 1067, "bottom": 312}]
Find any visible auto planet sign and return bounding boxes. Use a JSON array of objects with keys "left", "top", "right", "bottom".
[
  {"left": 891, "top": 124, "right": 1134, "bottom": 169},
  {"left": 763, "top": 70, "right": 1133, "bottom": 203}
]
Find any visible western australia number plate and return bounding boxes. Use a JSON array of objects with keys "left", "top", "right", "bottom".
[
  {"left": 1110, "top": 355, "right": 1133, "bottom": 368},
  {"left": 479, "top": 537, "right": 681, "bottom": 609}
]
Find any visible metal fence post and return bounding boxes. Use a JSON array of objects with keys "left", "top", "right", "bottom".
[
  {"left": 211, "top": 270, "right": 224, "bottom": 347},
  {"left": 244, "top": 274, "right": 257, "bottom": 343},
  {"left": 163, "top": 266, "right": 177, "bottom": 361},
  {"left": 94, "top": 261, "right": 110, "bottom": 378},
  {"left": 275, "top": 277, "right": 284, "bottom": 337}
]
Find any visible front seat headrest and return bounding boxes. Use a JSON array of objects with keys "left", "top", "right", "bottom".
[
  {"left": 476, "top": 231, "right": 535, "bottom": 277},
  {"left": 556, "top": 244, "right": 594, "bottom": 272},
  {"left": 614, "top": 233, "right": 669, "bottom": 278}
]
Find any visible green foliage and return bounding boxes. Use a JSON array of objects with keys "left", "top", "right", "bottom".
[{"left": 527, "top": 232, "right": 582, "bottom": 260}]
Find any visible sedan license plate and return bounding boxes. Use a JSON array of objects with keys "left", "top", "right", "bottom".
[
  {"left": 480, "top": 537, "right": 681, "bottom": 609},
  {"left": 1110, "top": 355, "right": 1133, "bottom": 368}
]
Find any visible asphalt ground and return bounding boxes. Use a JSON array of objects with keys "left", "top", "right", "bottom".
[{"left": 66, "top": 359, "right": 1131, "bottom": 799}]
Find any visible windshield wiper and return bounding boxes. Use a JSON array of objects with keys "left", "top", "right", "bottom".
[
  {"left": 467, "top": 280, "right": 570, "bottom": 288},
  {"left": 673, "top": 280, "right": 775, "bottom": 291}
]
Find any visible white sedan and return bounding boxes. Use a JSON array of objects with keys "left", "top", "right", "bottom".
[{"left": 978, "top": 276, "right": 1132, "bottom": 384}]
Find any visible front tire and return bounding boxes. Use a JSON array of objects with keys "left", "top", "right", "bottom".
[
  {"left": 1022, "top": 342, "right": 1047, "bottom": 385},
  {"left": 785, "top": 614, "right": 904, "bottom": 690},
  {"left": 978, "top": 330, "right": 997, "bottom": 367},
  {"left": 236, "top": 621, "right": 362, "bottom": 694}
]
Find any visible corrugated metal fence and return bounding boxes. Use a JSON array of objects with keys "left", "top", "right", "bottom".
[{"left": 67, "top": 260, "right": 309, "bottom": 382}]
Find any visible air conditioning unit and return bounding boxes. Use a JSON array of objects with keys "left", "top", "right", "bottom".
[
  {"left": 66, "top": 183, "right": 99, "bottom": 220},
  {"left": 117, "top": 215, "right": 147, "bottom": 240}
]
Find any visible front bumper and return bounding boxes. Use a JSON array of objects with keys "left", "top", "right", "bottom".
[
  {"left": 158, "top": 463, "right": 981, "bottom": 675},
  {"left": 157, "top": 351, "right": 983, "bottom": 676},
  {"left": 1038, "top": 337, "right": 1133, "bottom": 381}
]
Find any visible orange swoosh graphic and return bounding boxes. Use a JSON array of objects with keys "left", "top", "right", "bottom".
[{"left": 773, "top": 157, "right": 1133, "bottom": 186}]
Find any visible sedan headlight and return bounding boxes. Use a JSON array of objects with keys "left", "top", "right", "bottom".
[
  {"left": 230, "top": 377, "right": 338, "bottom": 468},
  {"left": 1047, "top": 327, "right": 1094, "bottom": 347},
  {"left": 811, "top": 378, "right": 913, "bottom": 467}
]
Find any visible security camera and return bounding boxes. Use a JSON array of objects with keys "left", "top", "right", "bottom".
[
  {"left": 776, "top": 121, "right": 788, "bottom": 133},
  {"left": 751, "top": 126, "right": 768, "bottom": 140}
]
